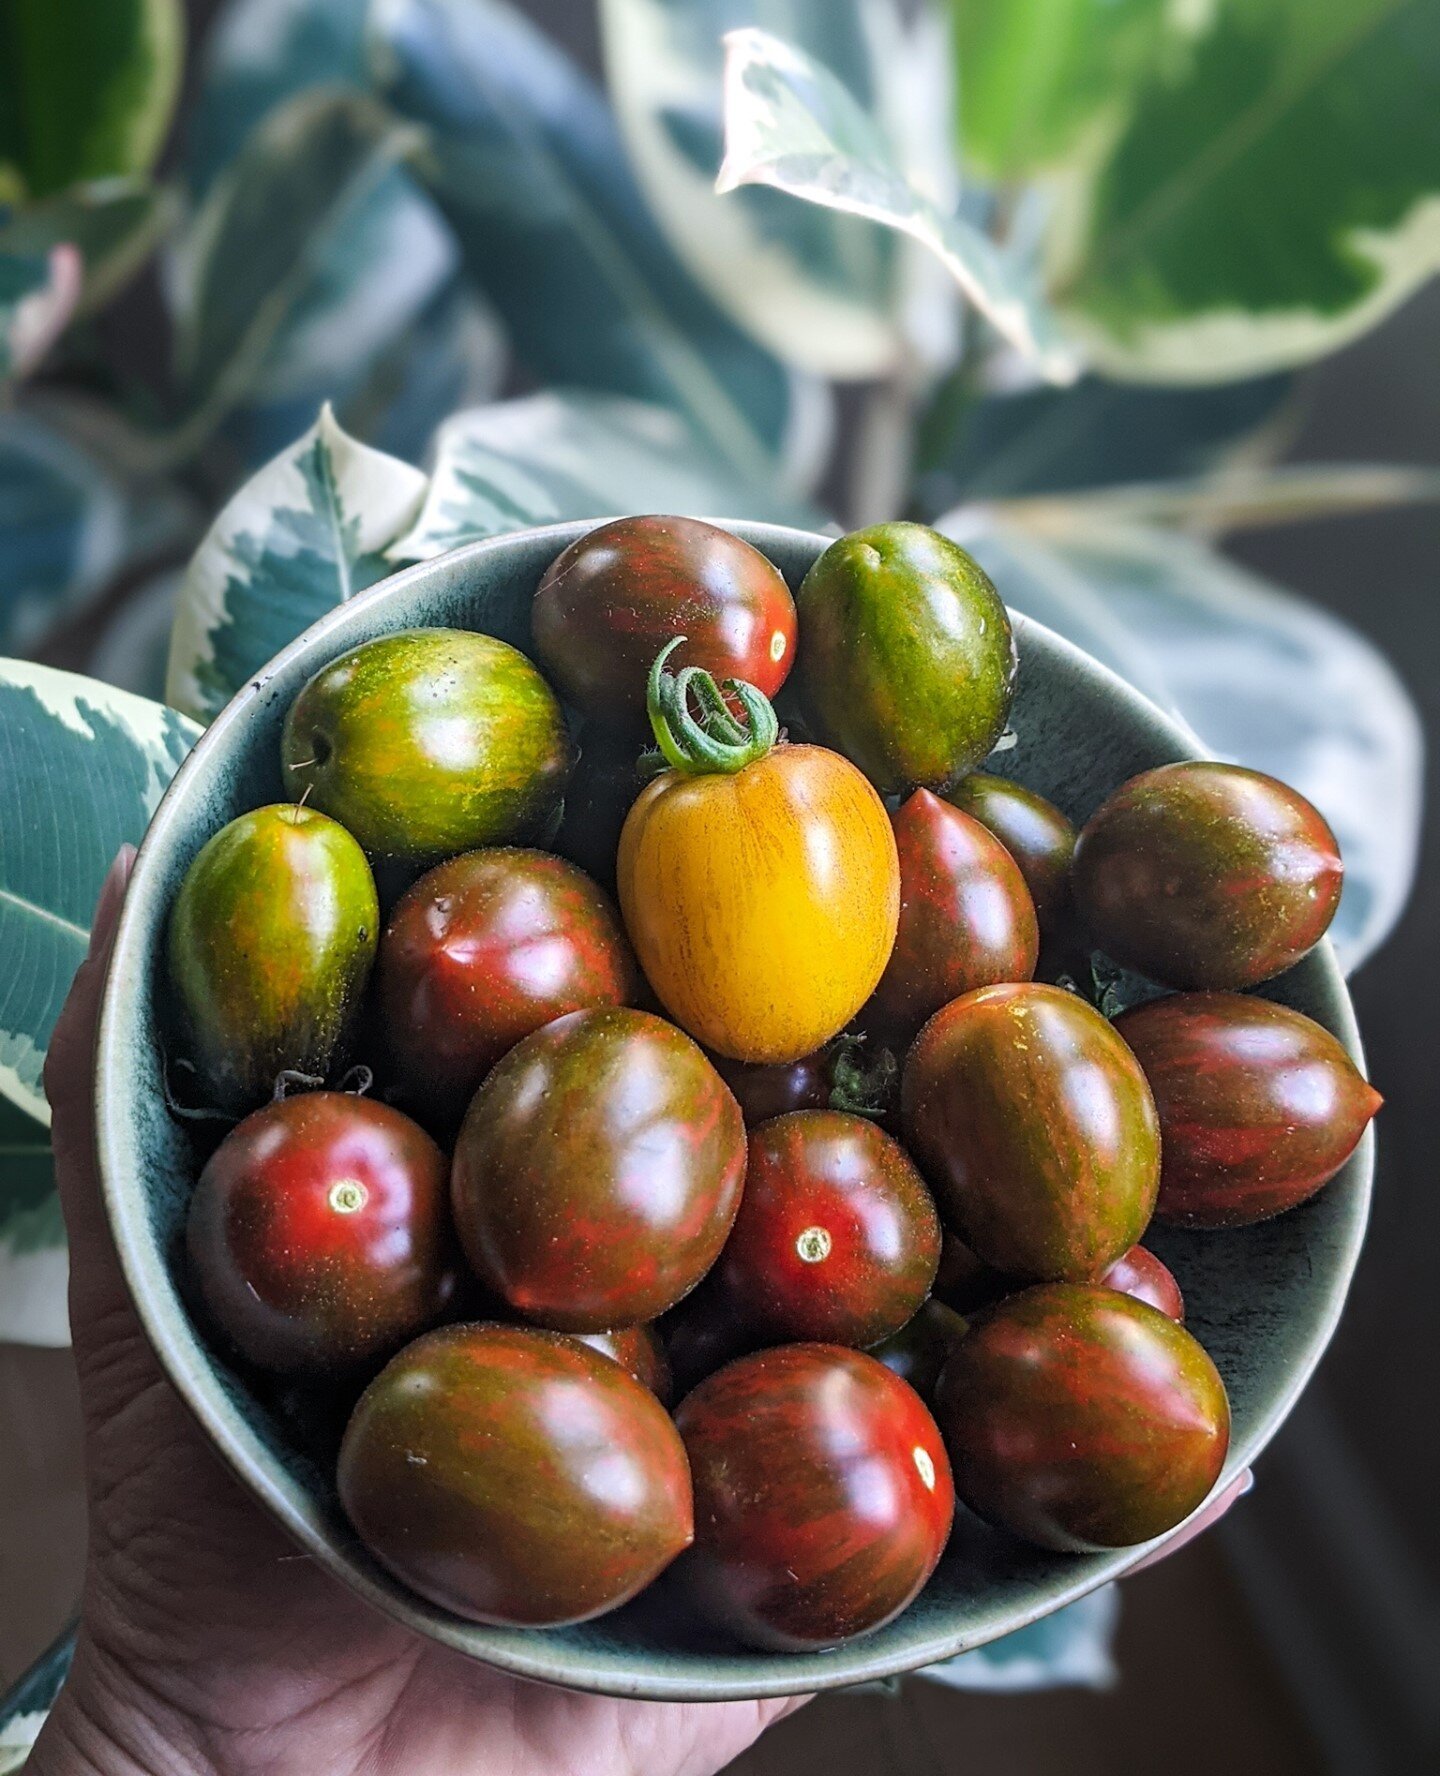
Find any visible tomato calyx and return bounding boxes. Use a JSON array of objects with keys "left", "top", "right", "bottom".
[{"left": 645, "top": 637, "right": 778, "bottom": 776}]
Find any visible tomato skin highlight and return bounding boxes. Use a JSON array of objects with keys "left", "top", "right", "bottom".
[
  {"left": 1115, "top": 991, "right": 1381, "bottom": 1227},
  {"left": 945, "top": 772, "right": 1077, "bottom": 933},
  {"left": 934, "top": 1284, "right": 1229, "bottom": 1551},
  {"left": 716, "top": 1110, "right": 942, "bottom": 1347},
  {"left": 675, "top": 1344, "right": 954, "bottom": 1650},
  {"left": 867, "top": 789, "right": 1039, "bottom": 1047},
  {"left": 186, "top": 1092, "right": 457, "bottom": 1376},
  {"left": 1102, "top": 1246, "right": 1185, "bottom": 1321},
  {"left": 533, "top": 515, "right": 797, "bottom": 729},
  {"left": 451, "top": 1006, "right": 747, "bottom": 1331},
  {"left": 338, "top": 1323, "right": 693, "bottom": 1627},
  {"left": 617, "top": 744, "right": 900, "bottom": 1064},
  {"left": 572, "top": 1324, "right": 674, "bottom": 1406},
  {"left": 376, "top": 846, "right": 637, "bottom": 1129}
]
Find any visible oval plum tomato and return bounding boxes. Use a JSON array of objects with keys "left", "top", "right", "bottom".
[
  {"left": 1101, "top": 1246, "right": 1184, "bottom": 1321},
  {"left": 338, "top": 1323, "right": 693, "bottom": 1626},
  {"left": 533, "top": 516, "right": 797, "bottom": 728},
  {"left": 867, "top": 789, "right": 1038, "bottom": 1046},
  {"left": 618, "top": 643, "right": 899, "bottom": 1063},
  {"left": 711, "top": 1048, "right": 833, "bottom": 1126},
  {"left": 1071, "top": 762, "right": 1343, "bottom": 990},
  {"left": 945, "top": 773, "right": 1077, "bottom": 932},
  {"left": 868, "top": 1299, "right": 970, "bottom": 1407},
  {"left": 376, "top": 847, "right": 637, "bottom": 1128},
  {"left": 451, "top": 1006, "right": 746, "bottom": 1330},
  {"left": 186, "top": 1092, "right": 456, "bottom": 1375},
  {"left": 658, "top": 1273, "right": 762, "bottom": 1401},
  {"left": 1116, "top": 991, "right": 1381, "bottom": 1227},
  {"left": 934, "top": 1284, "right": 1230, "bottom": 1551},
  {"left": 716, "top": 1111, "right": 941, "bottom": 1347},
  {"left": 573, "top": 1324, "right": 674, "bottom": 1405},
  {"left": 676, "top": 1345, "right": 953, "bottom": 1649},
  {"left": 903, "top": 983, "right": 1160, "bottom": 1281}
]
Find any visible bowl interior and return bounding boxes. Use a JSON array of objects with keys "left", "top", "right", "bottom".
[{"left": 96, "top": 519, "right": 1372, "bottom": 1701}]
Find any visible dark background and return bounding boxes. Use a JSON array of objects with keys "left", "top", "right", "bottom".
[{"left": 5, "top": 4, "right": 1436, "bottom": 1771}]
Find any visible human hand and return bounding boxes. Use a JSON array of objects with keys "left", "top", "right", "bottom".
[{"left": 30, "top": 851, "right": 807, "bottom": 1776}]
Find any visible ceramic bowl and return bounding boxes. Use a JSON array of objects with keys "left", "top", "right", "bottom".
[{"left": 96, "top": 519, "right": 1373, "bottom": 1701}]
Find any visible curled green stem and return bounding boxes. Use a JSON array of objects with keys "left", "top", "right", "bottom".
[{"left": 646, "top": 636, "right": 779, "bottom": 776}]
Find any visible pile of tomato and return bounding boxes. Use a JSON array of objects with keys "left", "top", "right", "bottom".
[{"left": 165, "top": 516, "right": 1380, "bottom": 1652}]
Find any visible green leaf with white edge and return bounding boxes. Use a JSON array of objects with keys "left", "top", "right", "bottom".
[
  {"left": 0, "top": 662, "right": 199, "bottom": 1125},
  {"left": 0, "top": 0, "right": 184, "bottom": 200},
  {"left": 0, "top": 1097, "right": 66, "bottom": 1347},
  {"left": 369, "top": 0, "right": 829, "bottom": 490},
  {"left": 950, "top": 0, "right": 1168, "bottom": 180},
  {"left": 1, "top": 177, "right": 174, "bottom": 319},
  {"left": 717, "top": 27, "right": 1080, "bottom": 383},
  {"left": 172, "top": 87, "right": 424, "bottom": 447},
  {"left": 600, "top": 0, "right": 916, "bottom": 378},
  {"left": 943, "top": 508, "right": 1422, "bottom": 972},
  {"left": 165, "top": 405, "right": 428, "bottom": 724},
  {"left": 1053, "top": 0, "right": 1440, "bottom": 382},
  {"left": 388, "top": 390, "right": 823, "bottom": 564}
]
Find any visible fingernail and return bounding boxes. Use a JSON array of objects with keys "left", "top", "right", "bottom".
[{"left": 87, "top": 847, "right": 137, "bottom": 959}]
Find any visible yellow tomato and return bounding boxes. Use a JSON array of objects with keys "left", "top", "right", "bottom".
[{"left": 618, "top": 743, "right": 899, "bottom": 1064}]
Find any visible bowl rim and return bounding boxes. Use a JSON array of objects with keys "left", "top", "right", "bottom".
[{"left": 95, "top": 517, "right": 1373, "bottom": 1701}]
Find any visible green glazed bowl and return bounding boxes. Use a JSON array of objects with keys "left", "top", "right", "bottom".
[{"left": 96, "top": 520, "right": 1373, "bottom": 1701}]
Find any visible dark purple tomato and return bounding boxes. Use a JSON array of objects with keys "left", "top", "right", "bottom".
[
  {"left": 933, "top": 1230, "right": 1012, "bottom": 1314},
  {"left": 1101, "top": 1246, "right": 1184, "bottom": 1321},
  {"left": 945, "top": 773, "right": 1077, "bottom": 932},
  {"left": 1071, "top": 763, "right": 1343, "bottom": 990},
  {"left": 868, "top": 1299, "right": 970, "bottom": 1407},
  {"left": 902, "top": 983, "right": 1160, "bottom": 1281},
  {"left": 1115, "top": 992, "right": 1381, "bottom": 1228},
  {"left": 376, "top": 847, "right": 637, "bottom": 1128},
  {"left": 532, "top": 516, "right": 797, "bottom": 728},
  {"left": 716, "top": 1111, "right": 941, "bottom": 1347},
  {"left": 451, "top": 1007, "right": 746, "bottom": 1330},
  {"left": 186, "top": 1093, "right": 456, "bottom": 1376},
  {"left": 675, "top": 1344, "right": 954, "bottom": 1650},
  {"left": 338, "top": 1323, "right": 693, "bottom": 1625},
  {"left": 933, "top": 1284, "right": 1230, "bottom": 1551},
  {"left": 658, "top": 1273, "right": 763, "bottom": 1400},
  {"left": 573, "top": 1324, "right": 674, "bottom": 1406},
  {"left": 551, "top": 725, "right": 646, "bottom": 892},
  {"left": 711, "top": 1048, "right": 833, "bottom": 1126},
  {"left": 866, "top": 790, "right": 1039, "bottom": 1046}
]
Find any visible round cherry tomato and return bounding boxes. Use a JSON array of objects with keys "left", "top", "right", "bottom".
[
  {"left": 618, "top": 646, "right": 899, "bottom": 1063},
  {"left": 868, "top": 1299, "right": 970, "bottom": 1406},
  {"left": 573, "top": 1324, "right": 674, "bottom": 1405},
  {"left": 1071, "top": 762, "right": 1342, "bottom": 989},
  {"left": 710, "top": 1048, "right": 833, "bottom": 1126},
  {"left": 338, "top": 1323, "right": 692, "bottom": 1625},
  {"left": 451, "top": 1007, "right": 746, "bottom": 1330},
  {"left": 533, "top": 516, "right": 797, "bottom": 728},
  {"left": 1116, "top": 991, "right": 1381, "bottom": 1227},
  {"left": 658, "top": 1274, "right": 762, "bottom": 1401},
  {"left": 716, "top": 1111, "right": 941, "bottom": 1347},
  {"left": 186, "top": 1092, "right": 456, "bottom": 1375},
  {"left": 1101, "top": 1246, "right": 1184, "bottom": 1321},
  {"left": 934, "top": 1284, "right": 1229, "bottom": 1551},
  {"left": 933, "top": 1230, "right": 1011, "bottom": 1315},
  {"left": 867, "top": 789, "right": 1038, "bottom": 1045},
  {"left": 903, "top": 983, "right": 1160, "bottom": 1281},
  {"left": 376, "top": 847, "right": 637, "bottom": 1128},
  {"left": 675, "top": 1345, "right": 954, "bottom": 1649},
  {"left": 945, "top": 772, "right": 1076, "bottom": 932}
]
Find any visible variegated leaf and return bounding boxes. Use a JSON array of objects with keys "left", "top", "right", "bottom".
[
  {"left": 1, "top": 177, "right": 173, "bottom": 320},
  {"left": 0, "top": 662, "right": 199, "bottom": 1126},
  {"left": 165, "top": 405, "right": 427, "bottom": 723},
  {"left": 388, "top": 391, "right": 823, "bottom": 563},
  {"left": 369, "top": 0, "right": 829, "bottom": 489},
  {"left": 716, "top": 28, "right": 1079, "bottom": 383},
  {"left": 599, "top": 0, "right": 913, "bottom": 378},
  {"left": 0, "top": 1098, "right": 65, "bottom": 1347},
  {"left": 942, "top": 509, "right": 1423, "bottom": 971},
  {"left": 1052, "top": 0, "right": 1440, "bottom": 382}
]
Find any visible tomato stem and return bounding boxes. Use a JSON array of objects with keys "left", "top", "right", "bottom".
[{"left": 646, "top": 637, "right": 779, "bottom": 775}]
